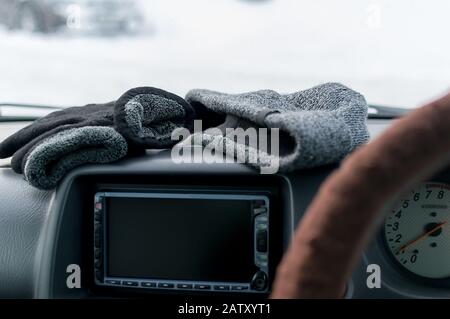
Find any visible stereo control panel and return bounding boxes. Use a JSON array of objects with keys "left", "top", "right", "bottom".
[{"left": 93, "top": 191, "right": 271, "bottom": 294}]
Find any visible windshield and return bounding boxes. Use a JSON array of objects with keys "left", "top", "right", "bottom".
[{"left": 0, "top": 0, "right": 449, "bottom": 110}]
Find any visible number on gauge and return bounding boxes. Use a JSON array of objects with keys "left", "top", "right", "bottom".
[{"left": 384, "top": 182, "right": 450, "bottom": 279}]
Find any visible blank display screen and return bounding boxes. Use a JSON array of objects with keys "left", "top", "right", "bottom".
[{"left": 106, "top": 196, "right": 255, "bottom": 282}]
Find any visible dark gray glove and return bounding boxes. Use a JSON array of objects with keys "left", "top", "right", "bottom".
[
  {"left": 0, "top": 87, "right": 195, "bottom": 190},
  {"left": 185, "top": 82, "right": 370, "bottom": 173},
  {"left": 0, "top": 102, "right": 129, "bottom": 189},
  {"left": 0, "top": 101, "right": 118, "bottom": 174},
  {"left": 114, "top": 87, "right": 195, "bottom": 149},
  {"left": 24, "top": 126, "right": 128, "bottom": 190}
]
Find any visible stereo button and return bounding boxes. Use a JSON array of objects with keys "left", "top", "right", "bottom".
[
  {"left": 231, "top": 285, "right": 249, "bottom": 291},
  {"left": 254, "top": 207, "right": 267, "bottom": 214},
  {"left": 177, "top": 284, "right": 193, "bottom": 289},
  {"left": 214, "top": 285, "right": 230, "bottom": 291},
  {"left": 94, "top": 229, "right": 102, "bottom": 247},
  {"left": 122, "top": 281, "right": 138, "bottom": 287},
  {"left": 251, "top": 271, "right": 268, "bottom": 291},
  {"left": 105, "top": 280, "right": 121, "bottom": 285},
  {"left": 94, "top": 259, "right": 102, "bottom": 268},
  {"left": 256, "top": 229, "right": 268, "bottom": 252},
  {"left": 194, "top": 284, "right": 211, "bottom": 290},
  {"left": 158, "top": 283, "right": 174, "bottom": 289},
  {"left": 95, "top": 202, "right": 102, "bottom": 211},
  {"left": 253, "top": 200, "right": 266, "bottom": 207},
  {"left": 141, "top": 282, "right": 157, "bottom": 288}
]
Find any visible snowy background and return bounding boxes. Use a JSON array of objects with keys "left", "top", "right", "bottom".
[{"left": 0, "top": 0, "right": 449, "bottom": 109}]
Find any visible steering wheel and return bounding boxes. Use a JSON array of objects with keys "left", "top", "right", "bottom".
[{"left": 271, "top": 92, "right": 450, "bottom": 298}]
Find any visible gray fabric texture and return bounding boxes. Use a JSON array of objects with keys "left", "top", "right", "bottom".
[
  {"left": 24, "top": 126, "right": 128, "bottom": 190},
  {"left": 124, "top": 93, "right": 186, "bottom": 140},
  {"left": 185, "top": 82, "right": 370, "bottom": 172},
  {"left": 114, "top": 86, "right": 195, "bottom": 149}
]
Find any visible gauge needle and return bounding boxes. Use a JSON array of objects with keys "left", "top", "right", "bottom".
[{"left": 396, "top": 221, "right": 448, "bottom": 254}]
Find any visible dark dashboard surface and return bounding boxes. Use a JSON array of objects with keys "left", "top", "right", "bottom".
[{"left": 0, "top": 118, "right": 448, "bottom": 298}]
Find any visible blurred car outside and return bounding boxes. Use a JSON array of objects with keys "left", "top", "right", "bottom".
[{"left": 0, "top": 0, "right": 144, "bottom": 34}]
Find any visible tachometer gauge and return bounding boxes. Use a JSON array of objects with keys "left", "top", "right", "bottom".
[{"left": 384, "top": 182, "right": 450, "bottom": 279}]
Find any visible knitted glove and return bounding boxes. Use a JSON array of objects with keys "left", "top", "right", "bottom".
[
  {"left": 185, "top": 82, "right": 370, "bottom": 173},
  {"left": 0, "top": 101, "right": 118, "bottom": 174},
  {"left": 114, "top": 87, "right": 195, "bottom": 149},
  {"left": 0, "top": 87, "right": 195, "bottom": 189},
  {"left": 24, "top": 126, "right": 127, "bottom": 190}
]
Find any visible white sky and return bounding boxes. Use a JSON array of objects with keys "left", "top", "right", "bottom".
[{"left": 0, "top": 0, "right": 449, "bottom": 108}]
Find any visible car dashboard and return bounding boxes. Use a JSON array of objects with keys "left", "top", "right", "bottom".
[{"left": 0, "top": 118, "right": 449, "bottom": 299}]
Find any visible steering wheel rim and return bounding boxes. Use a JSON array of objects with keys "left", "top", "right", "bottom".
[{"left": 271, "top": 92, "right": 450, "bottom": 298}]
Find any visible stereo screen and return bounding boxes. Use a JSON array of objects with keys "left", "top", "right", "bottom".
[{"left": 106, "top": 196, "right": 255, "bottom": 283}]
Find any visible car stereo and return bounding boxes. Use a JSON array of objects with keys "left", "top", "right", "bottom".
[{"left": 93, "top": 191, "right": 270, "bottom": 293}]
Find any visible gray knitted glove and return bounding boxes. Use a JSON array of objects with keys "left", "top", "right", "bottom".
[
  {"left": 23, "top": 126, "right": 127, "bottom": 190},
  {"left": 0, "top": 100, "right": 129, "bottom": 190},
  {"left": 185, "top": 82, "right": 370, "bottom": 173},
  {"left": 0, "top": 86, "right": 193, "bottom": 190},
  {"left": 114, "top": 87, "right": 195, "bottom": 149},
  {"left": 0, "top": 101, "right": 117, "bottom": 174}
]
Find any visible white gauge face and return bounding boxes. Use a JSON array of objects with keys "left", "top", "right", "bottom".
[{"left": 384, "top": 182, "right": 450, "bottom": 279}]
